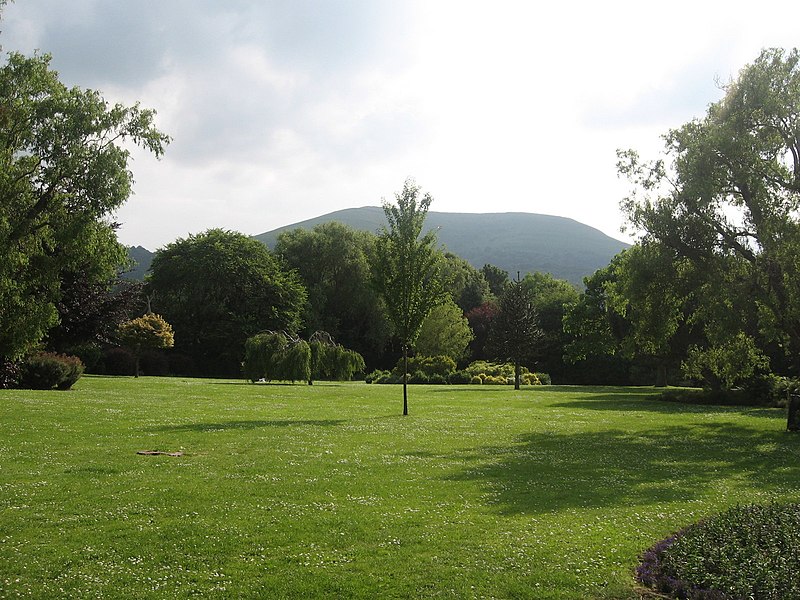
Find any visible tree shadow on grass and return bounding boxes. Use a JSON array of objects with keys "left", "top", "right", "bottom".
[
  {"left": 549, "top": 392, "right": 786, "bottom": 419},
  {"left": 152, "top": 419, "right": 346, "bottom": 433},
  {"left": 442, "top": 422, "right": 800, "bottom": 515}
]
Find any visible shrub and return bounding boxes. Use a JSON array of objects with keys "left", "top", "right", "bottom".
[
  {"left": 168, "top": 353, "right": 197, "bottom": 377},
  {"left": 140, "top": 350, "right": 170, "bottom": 376},
  {"left": 522, "top": 372, "right": 541, "bottom": 385},
  {"left": 104, "top": 347, "right": 136, "bottom": 376},
  {"left": 0, "top": 357, "right": 21, "bottom": 389},
  {"left": 68, "top": 344, "right": 103, "bottom": 373},
  {"left": 428, "top": 373, "right": 447, "bottom": 385},
  {"left": 409, "top": 370, "right": 429, "bottom": 384},
  {"left": 448, "top": 370, "right": 471, "bottom": 384},
  {"left": 637, "top": 503, "right": 800, "bottom": 599},
  {"left": 465, "top": 361, "right": 546, "bottom": 386},
  {"left": 392, "top": 355, "right": 456, "bottom": 379},
  {"left": 20, "top": 352, "right": 84, "bottom": 390},
  {"left": 470, "top": 375, "right": 483, "bottom": 385}
]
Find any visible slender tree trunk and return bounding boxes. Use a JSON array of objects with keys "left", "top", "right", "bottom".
[
  {"left": 514, "top": 361, "right": 521, "bottom": 390},
  {"left": 134, "top": 355, "right": 140, "bottom": 378},
  {"left": 403, "top": 345, "right": 409, "bottom": 416}
]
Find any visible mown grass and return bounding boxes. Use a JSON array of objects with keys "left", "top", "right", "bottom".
[{"left": 2, "top": 377, "right": 800, "bottom": 599}]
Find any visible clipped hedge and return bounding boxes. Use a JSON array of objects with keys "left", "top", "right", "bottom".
[
  {"left": 20, "top": 352, "right": 84, "bottom": 390},
  {"left": 637, "top": 503, "right": 800, "bottom": 599}
]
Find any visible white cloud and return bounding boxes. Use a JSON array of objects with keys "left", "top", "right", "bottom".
[{"left": 3, "top": 0, "right": 800, "bottom": 249}]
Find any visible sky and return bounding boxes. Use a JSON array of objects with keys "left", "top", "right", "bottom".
[{"left": 3, "top": 1, "right": 800, "bottom": 250}]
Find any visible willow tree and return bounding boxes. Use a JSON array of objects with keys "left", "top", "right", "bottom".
[
  {"left": 619, "top": 47, "right": 800, "bottom": 374},
  {"left": 371, "top": 179, "right": 447, "bottom": 415}
]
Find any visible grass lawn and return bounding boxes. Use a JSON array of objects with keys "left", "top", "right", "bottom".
[{"left": 2, "top": 377, "right": 800, "bottom": 599}]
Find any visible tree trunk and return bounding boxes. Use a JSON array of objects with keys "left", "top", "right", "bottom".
[
  {"left": 403, "top": 346, "right": 409, "bottom": 416},
  {"left": 514, "top": 361, "right": 521, "bottom": 390},
  {"left": 134, "top": 355, "right": 140, "bottom": 378}
]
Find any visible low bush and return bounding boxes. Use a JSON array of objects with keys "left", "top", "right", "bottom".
[
  {"left": 448, "top": 370, "right": 471, "bottom": 384},
  {"left": 104, "top": 347, "right": 136, "bottom": 376},
  {"left": 534, "top": 372, "right": 552, "bottom": 385},
  {"left": 465, "top": 361, "right": 547, "bottom": 385},
  {"left": 20, "top": 353, "right": 84, "bottom": 390},
  {"left": 637, "top": 503, "right": 800, "bottom": 599},
  {"left": 391, "top": 355, "right": 457, "bottom": 379},
  {"left": 409, "top": 370, "right": 429, "bottom": 384}
]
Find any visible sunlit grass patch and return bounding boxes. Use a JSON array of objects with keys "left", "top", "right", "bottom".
[{"left": 1, "top": 378, "right": 799, "bottom": 598}]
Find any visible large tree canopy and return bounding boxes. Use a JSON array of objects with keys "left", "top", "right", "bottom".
[
  {"left": 275, "top": 222, "right": 389, "bottom": 366},
  {"left": 619, "top": 47, "right": 800, "bottom": 373},
  {"left": 148, "top": 229, "right": 306, "bottom": 377},
  {"left": 0, "top": 51, "right": 169, "bottom": 360}
]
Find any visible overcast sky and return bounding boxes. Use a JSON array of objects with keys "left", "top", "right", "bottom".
[{"left": 3, "top": 1, "right": 799, "bottom": 250}]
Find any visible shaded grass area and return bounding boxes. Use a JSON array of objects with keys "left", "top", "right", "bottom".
[{"left": 1, "top": 379, "right": 799, "bottom": 599}]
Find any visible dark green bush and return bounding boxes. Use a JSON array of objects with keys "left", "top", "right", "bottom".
[
  {"left": 534, "top": 372, "right": 552, "bottom": 385},
  {"left": 428, "top": 373, "right": 447, "bottom": 385},
  {"left": 392, "top": 355, "right": 456, "bottom": 379},
  {"left": 409, "top": 370, "right": 429, "bottom": 384},
  {"left": 20, "top": 353, "right": 84, "bottom": 390},
  {"left": 448, "top": 370, "right": 471, "bottom": 384},
  {"left": 637, "top": 503, "right": 800, "bottom": 599},
  {"left": 56, "top": 355, "right": 85, "bottom": 390},
  {"left": 104, "top": 347, "right": 136, "bottom": 376}
]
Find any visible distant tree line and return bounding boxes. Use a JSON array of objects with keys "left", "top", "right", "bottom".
[{"left": 4, "top": 32, "right": 800, "bottom": 404}]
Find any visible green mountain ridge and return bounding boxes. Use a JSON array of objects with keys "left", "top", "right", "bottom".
[
  {"left": 125, "top": 207, "right": 629, "bottom": 286},
  {"left": 253, "top": 206, "right": 629, "bottom": 286}
]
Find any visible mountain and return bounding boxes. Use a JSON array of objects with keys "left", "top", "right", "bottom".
[
  {"left": 254, "top": 206, "right": 629, "bottom": 286},
  {"left": 123, "top": 208, "right": 629, "bottom": 286},
  {"left": 122, "top": 245, "right": 154, "bottom": 280}
]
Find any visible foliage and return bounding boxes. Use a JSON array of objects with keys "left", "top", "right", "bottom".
[
  {"left": 46, "top": 272, "right": 144, "bottom": 354},
  {"left": 480, "top": 264, "right": 509, "bottom": 297},
  {"left": 683, "top": 332, "right": 770, "bottom": 391},
  {"left": 370, "top": 179, "right": 448, "bottom": 414},
  {"left": 464, "top": 360, "right": 544, "bottom": 385},
  {"left": 519, "top": 272, "right": 579, "bottom": 382},
  {"left": 117, "top": 313, "right": 175, "bottom": 377},
  {"left": 486, "top": 279, "right": 543, "bottom": 388},
  {"left": 275, "top": 223, "right": 389, "bottom": 365},
  {"left": 637, "top": 503, "right": 800, "bottom": 599},
  {"left": 392, "top": 355, "right": 457, "bottom": 379},
  {"left": 243, "top": 331, "right": 311, "bottom": 383},
  {"left": 117, "top": 313, "right": 175, "bottom": 354},
  {"left": 148, "top": 229, "right": 307, "bottom": 377},
  {"left": 20, "top": 352, "right": 84, "bottom": 390},
  {"left": 0, "top": 357, "right": 21, "bottom": 389},
  {"left": 465, "top": 300, "right": 498, "bottom": 362},
  {"left": 308, "top": 331, "right": 366, "bottom": 383},
  {"left": 441, "top": 252, "right": 491, "bottom": 312},
  {"left": 415, "top": 298, "right": 474, "bottom": 363},
  {"left": 0, "top": 51, "right": 168, "bottom": 362},
  {"left": 102, "top": 347, "right": 136, "bottom": 376},
  {"left": 619, "top": 47, "right": 800, "bottom": 374}
]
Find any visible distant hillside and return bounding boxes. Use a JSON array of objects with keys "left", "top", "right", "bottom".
[
  {"left": 122, "top": 245, "right": 154, "bottom": 280},
  {"left": 123, "top": 208, "right": 629, "bottom": 286},
  {"left": 254, "top": 206, "right": 629, "bottom": 286}
]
